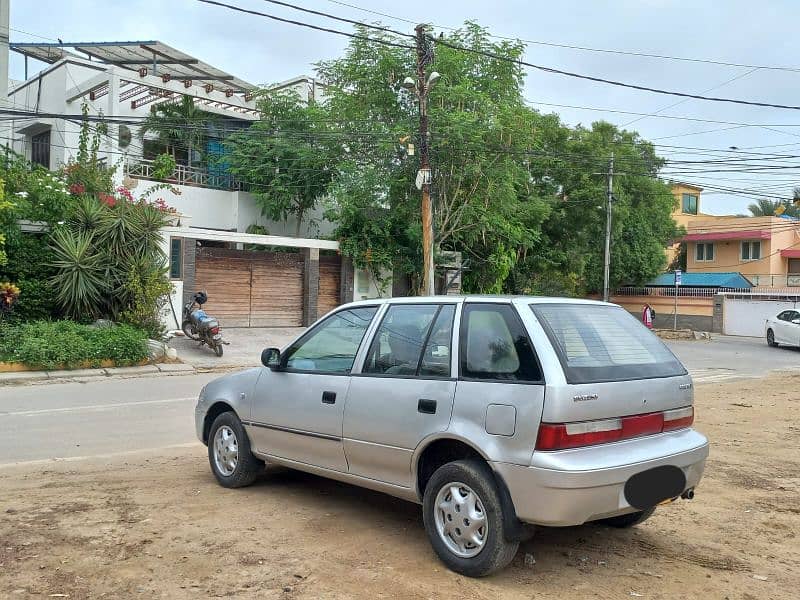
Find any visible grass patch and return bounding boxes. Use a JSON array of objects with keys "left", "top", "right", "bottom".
[{"left": 0, "top": 320, "right": 148, "bottom": 369}]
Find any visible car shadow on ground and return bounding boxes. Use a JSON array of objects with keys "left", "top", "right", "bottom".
[{"left": 195, "top": 464, "right": 706, "bottom": 579}]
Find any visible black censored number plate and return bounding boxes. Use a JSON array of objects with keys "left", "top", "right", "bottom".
[{"left": 624, "top": 465, "right": 687, "bottom": 510}]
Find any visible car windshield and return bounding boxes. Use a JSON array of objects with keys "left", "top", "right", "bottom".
[{"left": 530, "top": 303, "right": 687, "bottom": 384}]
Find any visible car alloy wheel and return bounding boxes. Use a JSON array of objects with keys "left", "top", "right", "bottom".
[
  {"left": 213, "top": 425, "right": 239, "bottom": 476},
  {"left": 433, "top": 481, "right": 488, "bottom": 558}
]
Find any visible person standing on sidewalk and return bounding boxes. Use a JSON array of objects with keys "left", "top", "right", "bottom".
[{"left": 642, "top": 304, "right": 655, "bottom": 329}]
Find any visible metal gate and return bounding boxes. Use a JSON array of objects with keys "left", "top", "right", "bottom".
[
  {"left": 723, "top": 295, "right": 800, "bottom": 337},
  {"left": 195, "top": 248, "right": 305, "bottom": 327}
]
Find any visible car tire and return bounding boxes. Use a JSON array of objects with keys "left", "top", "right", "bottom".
[
  {"left": 767, "top": 329, "right": 778, "bottom": 347},
  {"left": 600, "top": 507, "right": 656, "bottom": 528},
  {"left": 207, "top": 412, "right": 263, "bottom": 488},
  {"left": 422, "top": 460, "right": 519, "bottom": 577}
]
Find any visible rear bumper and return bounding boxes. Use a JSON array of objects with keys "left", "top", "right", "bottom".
[{"left": 492, "top": 428, "right": 709, "bottom": 526}]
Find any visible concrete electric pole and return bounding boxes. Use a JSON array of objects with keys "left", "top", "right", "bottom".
[{"left": 602, "top": 153, "right": 614, "bottom": 303}]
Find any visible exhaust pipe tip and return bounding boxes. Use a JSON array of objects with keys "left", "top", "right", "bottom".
[{"left": 681, "top": 488, "right": 695, "bottom": 500}]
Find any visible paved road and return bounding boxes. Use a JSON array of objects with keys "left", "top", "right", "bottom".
[
  {"left": 1, "top": 335, "right": 796, "bottom": 465},
  {"left": 666, "top": 335, "right": 800, "bottom": 383},
  {"left": 0, "top": 373, "right": 216, "bottom": 466}
]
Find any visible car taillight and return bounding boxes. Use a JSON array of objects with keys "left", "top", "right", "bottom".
[
  {"left": 210, "top": 326, "right": 220, "bottom": 334},
  {"left": 662, "top": 406, "right": 694, "bottom": 431},
  {"left": 536, "top": 406, "right": 694, "bottom": 451}
]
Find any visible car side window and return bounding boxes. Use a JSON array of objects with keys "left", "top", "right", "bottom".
[
  {"left": 419, "top": 305, "right": 456, "bottom": 377},
  {"left": 460, "top": 304, "right": 542, "bottom": 382},
  {"left": 777, "top": 311, "right": 789, "bottom": 321},
  {"left": 363, "top": 304, "right": 441, "bottom": 376},
  {"left": 284, "top": 306, "right": 378, "bottom": 373}
]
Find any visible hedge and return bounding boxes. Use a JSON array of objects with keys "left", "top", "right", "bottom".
[{"left": 0, "top": 320, "right": 148, "bottom": 369}]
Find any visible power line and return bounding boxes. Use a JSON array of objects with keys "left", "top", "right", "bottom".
[
  {"left": 323, "top": 0, "right": 800, "bottom": 74},
  {"left": 195, "top": 0, "right": 414, "bottom": 49},
  {"left": 198, "top": 0, "right": 800, "bottom": 112}
]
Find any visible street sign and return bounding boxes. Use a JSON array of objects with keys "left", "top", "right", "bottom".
[{"left": 675, "top": 270, "right": 682, "bottom": 286}]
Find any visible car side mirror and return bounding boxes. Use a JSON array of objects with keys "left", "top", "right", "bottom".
[{"left": 261, "top": 347, "right": 282, "bottom": 370}]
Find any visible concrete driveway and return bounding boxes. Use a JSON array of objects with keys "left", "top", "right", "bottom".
[{"left": 170, "top": 327, "right": 303, "bottom": 369}]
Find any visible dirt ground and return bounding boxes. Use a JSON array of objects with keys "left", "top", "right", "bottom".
[{"left": 1, "top": 374, "right": 798, "bottom": 599}]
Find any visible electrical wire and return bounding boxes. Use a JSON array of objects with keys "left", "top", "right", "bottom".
[{"left": 322, "top": 0, "right": 800, "bottom": 74}]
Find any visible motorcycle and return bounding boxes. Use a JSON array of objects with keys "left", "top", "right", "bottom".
[{"left": 182, "top": 291, "right": 227, "bottom": 357}]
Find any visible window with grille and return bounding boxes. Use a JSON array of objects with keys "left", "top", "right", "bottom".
[{"left": 31, "top": 130, "right": 51, "bottom": 168}]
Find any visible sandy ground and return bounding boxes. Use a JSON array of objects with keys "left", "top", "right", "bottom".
[{"left": 1, "top": 373, "right": 798, "bottom": 599}]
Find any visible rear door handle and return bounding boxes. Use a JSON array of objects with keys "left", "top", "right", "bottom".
[
  {"left": 322, "top": 391, "right": 337, "bottom": 404},
  {"left": 417, "top": 398, "right": 437, "bottom": 414}
]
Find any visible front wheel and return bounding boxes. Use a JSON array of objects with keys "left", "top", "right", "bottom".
[
  {"left": 207, "top": 412, "right": 263, "bottom": 488},
  {"left": 767, "top": 329, "right": 778, "bottom": 347},
  {"left": 422, "top": 460, "right": 519, "bottom": 577},
  {"left": 213, "top": 343, "right": 224, "bottom": 357}
]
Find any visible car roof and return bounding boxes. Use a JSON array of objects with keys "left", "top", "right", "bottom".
[{"left": 343, "top": 295, "right": 615, "bottom": 308}]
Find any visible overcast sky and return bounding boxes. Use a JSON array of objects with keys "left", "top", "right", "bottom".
[{"left": 10, "top": 0, "right": 800, "bottom": 214}]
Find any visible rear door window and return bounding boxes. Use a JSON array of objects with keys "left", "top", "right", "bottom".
[
  {"left": 531, "top": 303, "right": 687, "bottom": 384},
  {"left": 460, "top": 304, "right": 542, "bottom": 382}
]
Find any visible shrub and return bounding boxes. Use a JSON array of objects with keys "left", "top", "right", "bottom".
[{"left": 1, "top": 320, "right": 148, "bottom": 369}]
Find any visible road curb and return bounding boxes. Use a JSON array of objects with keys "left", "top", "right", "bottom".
[{"left": 0, "top": 363, "right": 197, "bottom": 385}]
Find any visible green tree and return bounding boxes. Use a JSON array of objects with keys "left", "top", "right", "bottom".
[
  {"left": 226, "top": 91, "right": 335, "bottom": 237},
  {"left": 318, "top": 23, "right": 551, "bottom": 292},
  {"left": 748, "top": 197, "right": 799, "bottom": 217}
]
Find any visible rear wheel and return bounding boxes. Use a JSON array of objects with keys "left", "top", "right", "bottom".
[
  {"left": 422, "top": 460, "right": 519, "bottom": 577},
  {"left": 767, "top": 329, "right": 778, "bottom": 347},
  {"left": 214, "top": 343, "right": 224, "bottom": 357},
  {"left": 207, "top": 412, "right": 262, "bottom": 488},
  {"left": 600, "top": 507, "right": 656, "bottom": 528},
  {"left": 182, "top": 320, "right": 200, "bottom": 341}
]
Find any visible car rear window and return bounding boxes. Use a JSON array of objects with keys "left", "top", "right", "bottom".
[{"left": 530, "top": 303, "right": 687, "bottom": 384}]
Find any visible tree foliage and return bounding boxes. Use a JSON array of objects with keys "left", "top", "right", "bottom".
[
  {"left": 748, "top": 197, "right": 799, "bottom": 218},
  {"left": 311, "top": 23, "right": 678, "bottom": 294},
  {"left": 226, "top": 91, "right": 336, "bottom": 237}
]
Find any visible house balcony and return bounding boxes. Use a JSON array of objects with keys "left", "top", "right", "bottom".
[{"left": 126, "top": 157, "right": 245, "bottom": 192}]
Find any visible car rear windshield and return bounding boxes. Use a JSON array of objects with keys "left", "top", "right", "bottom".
[{"left": 530, "top": 303, "right": 687, "bottom": 384}]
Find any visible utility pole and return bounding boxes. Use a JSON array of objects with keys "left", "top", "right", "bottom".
[
  {"left": 602, "top": 153, "right": 614, "bottom": 302},
  {"left": 415, "top": 24, "right": 435, "bottom": 296}
]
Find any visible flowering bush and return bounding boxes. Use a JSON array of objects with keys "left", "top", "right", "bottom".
[{"left": 0, "top": 281, "right": 20, "bottom": 311}]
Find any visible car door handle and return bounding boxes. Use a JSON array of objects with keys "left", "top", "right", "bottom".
[
  {"left": 418, "top": 398, "right": 437, "bottom": 414},
  {"left": 321, "top": 391, "right": 337, "bottom": 404}
]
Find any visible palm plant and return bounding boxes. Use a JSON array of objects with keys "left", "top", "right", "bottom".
[
  {"left": 748, "top": 198, "right": 800, "bottom": 218},
  {"left": 50, "top": 228, "right": 106, "bottom": 319},
  {"left": 139, "top": 95, "right": 215, "bottom": 167}
]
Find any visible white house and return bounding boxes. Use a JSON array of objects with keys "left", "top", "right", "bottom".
[{"left": 4, "top": 40, "right": 387, "bottom": 328}]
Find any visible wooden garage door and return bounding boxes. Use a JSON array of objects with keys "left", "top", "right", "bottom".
[
  {"left": 250, "top": 252, "right": 304, "bottom": 327},
  {"left": 194, "top": 248, "right": 304, "bottom": 327},
  {"left": 318, "top": 255, "right": 342, "bottom": 317}
]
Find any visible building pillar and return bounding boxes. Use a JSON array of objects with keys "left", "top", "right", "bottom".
[
  {"left": 303, "top": 247, "right": 320, "bottom": 326},
  {"left": 182, "top": 238, "right": 197, "bottom": 306},
  {"left": 340, "top": 256, "right": 354, "bottom": 304},
  {"left": 712, "top": 293, "right": 724, "bottom": 334}
]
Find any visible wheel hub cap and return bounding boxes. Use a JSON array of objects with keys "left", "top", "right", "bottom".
[
  {"left": 433, "top": 482, "right": 487, "bottom": 558},
  {"left": 213, "top": 425, "right": 238, "bottom": 476}
]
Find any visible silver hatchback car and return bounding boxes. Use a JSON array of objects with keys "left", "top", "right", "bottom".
[{"left": 195, "top": 296, "right": 708, "bottom": 576}]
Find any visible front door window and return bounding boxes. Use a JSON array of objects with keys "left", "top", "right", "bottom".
[{"left": 284, "top": 306, "right": 377, "bottom": 373}]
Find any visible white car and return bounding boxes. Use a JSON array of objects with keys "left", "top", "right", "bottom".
[{"left": 766, "top": 310, "right": 800, "bottom": 347}]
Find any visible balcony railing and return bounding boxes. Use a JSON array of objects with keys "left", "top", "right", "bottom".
[{"left": 127, "top": 158, "right": 245, "bottom": 191}]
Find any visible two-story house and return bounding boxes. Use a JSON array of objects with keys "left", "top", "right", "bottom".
[
  {"left": 4, "top": 40, "right": 379, "bottom": 328},
  {"left": 666, "top": 182, "right": 722, "bottom": 265},
  {"left": 684, "top": 215, "right": 800, "bottom": 287}
]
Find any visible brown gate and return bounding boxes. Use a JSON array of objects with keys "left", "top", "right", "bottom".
[
  {"left": 318, "top": 255, "right": 342, "bottom": 317},
  {"left": 194, "top": 248, "right": 305, "bottom": 327}
]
